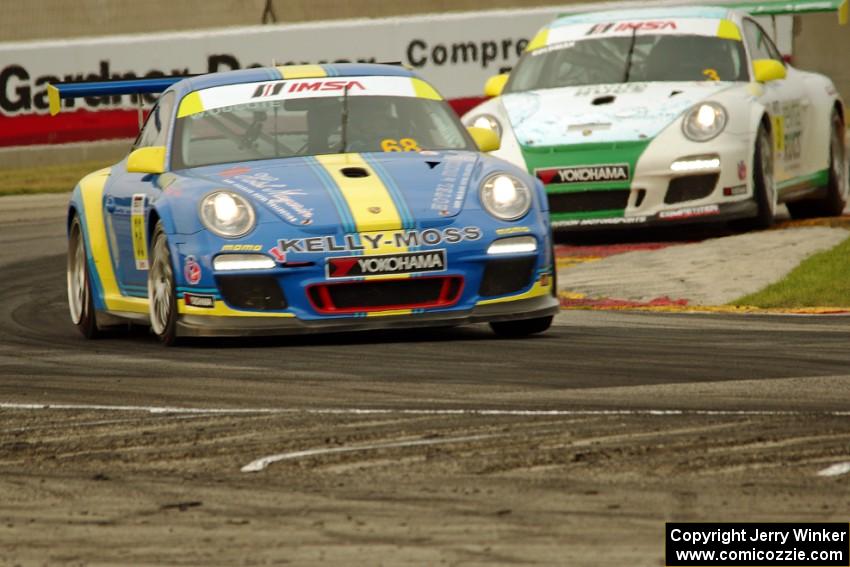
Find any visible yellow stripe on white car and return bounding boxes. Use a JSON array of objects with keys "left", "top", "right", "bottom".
[{"left": 716, "top": 19, "right": 742, "bottom": 40}]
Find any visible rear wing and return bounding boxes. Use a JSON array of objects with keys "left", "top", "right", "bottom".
[
  {"left": 47, "top": 75, "right": 192, "bottom": 117},
  {"left": 558, "top": 0, "right": 847, "bottom": 24},
  {"left": 729, "top": 0, "right": 848, "bottom": 24}
]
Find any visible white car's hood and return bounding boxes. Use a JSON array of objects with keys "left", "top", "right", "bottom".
[{"left": 502, "top": 81, "right": 736, "bottom": 147}]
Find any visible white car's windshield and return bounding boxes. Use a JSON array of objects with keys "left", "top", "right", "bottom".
[
  {"left": 506, "top": 34, "right": 749, "bottom": 92},
  {"left": 172, "top": 88, "right": 473, "bottom": 169}
]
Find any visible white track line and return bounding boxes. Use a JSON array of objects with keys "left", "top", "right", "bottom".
[
  {"left": 241, "top": 434, "right": 497, "bottom": 473},
  {"left": 817, "top": 462, "right": 850, "bottom": 477},
  {"left": 1, "top": 402, "right": 850, "bottom": 417},
  {"left": 0, "top": 413, "right": 212, "bottom": 434}
]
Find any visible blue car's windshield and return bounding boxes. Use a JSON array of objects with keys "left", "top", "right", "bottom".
[
  {"left": 171, "top": 93, "right": 473, "bottom": 169},
  {"left": 506, "top": 34, "right": 749, "bottom": 93}
]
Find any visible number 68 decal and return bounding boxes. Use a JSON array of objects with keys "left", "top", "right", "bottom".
[{"left": 381, "top": 138, "right": 422, "bottom": 152}]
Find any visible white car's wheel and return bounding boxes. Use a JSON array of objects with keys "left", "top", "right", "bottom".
[
  {"left": 787, "top": 109, "right": 847, "bottom": 219},
  {"left": 147, "top": 221, "right": 179, "bottom": 346},
  {"left": 747, "top": 124, "right": 777, "bottom": 230}
]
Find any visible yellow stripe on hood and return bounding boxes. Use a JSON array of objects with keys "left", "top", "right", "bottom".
[
  {"left": 313, "top": 153, "right": 405, "bottom": 252},
  {"left": 276, "top": 65, "right": 328, "bottom": 79}
]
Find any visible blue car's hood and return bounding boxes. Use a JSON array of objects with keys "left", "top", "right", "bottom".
[{"left": 166, "top": 151, "right": 525, "bottom": 232}]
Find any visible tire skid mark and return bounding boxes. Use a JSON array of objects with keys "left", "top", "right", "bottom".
[
  {"left": 817, "top": 462, "right": 850, "bottom": 477},
  {"left": 4, "top": 402, "right": 850, "bottom": 417},
  {"left": 541, "top": 420, "right": 749, "bottom": 451},
  {"left": 0, "top": 414, "right": 210, "bottom": 434},
  {"left": 241, "top": 434, "right": 501, "bottom": 472},
  {"left": 704, "top": 431, "right": 850, "bottom": 454}
]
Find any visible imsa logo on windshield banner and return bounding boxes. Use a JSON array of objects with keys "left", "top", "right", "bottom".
[
  {"left": 327, "top": 250, "right": 447, "bottom": 279},
  {"left": 536, "top": 164, "right": 630, "bottom": 185}
]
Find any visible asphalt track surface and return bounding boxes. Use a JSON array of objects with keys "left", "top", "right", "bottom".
[{"left": 1, "top": 195, "right": 849, "bottom": 565}]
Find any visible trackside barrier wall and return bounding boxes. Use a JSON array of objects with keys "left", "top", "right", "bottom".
[{"left": 0, "top": 6, "right": 792, "bottom": 150}]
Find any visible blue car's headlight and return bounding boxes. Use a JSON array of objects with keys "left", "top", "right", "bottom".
[
  {"left": 199, "top": 191, "right": 256, "bottom": 238},
  {"left": 480, "top": 173, "right": 531, "bottom": 221}
]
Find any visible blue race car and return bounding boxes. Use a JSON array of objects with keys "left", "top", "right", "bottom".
[{"left": 54, "top": 64, "right": 558, "bottom": 345}]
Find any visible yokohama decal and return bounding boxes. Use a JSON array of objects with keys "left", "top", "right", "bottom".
[
  {"left": 536, "top": 164, "right": 630, "bottom": 185},
  {"left": 184, "top": 293, "right": 215, "bottom": 308},
  {"left": 327, "top": 250, "right": 446, "bottom": 279}
]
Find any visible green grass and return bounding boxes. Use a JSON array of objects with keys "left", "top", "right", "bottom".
[
  {"left": 732, "top": 234, "right": 850, "bottom": 308},
  {"left": 0, "top": 161, "right": 113, "bottom": 196}
]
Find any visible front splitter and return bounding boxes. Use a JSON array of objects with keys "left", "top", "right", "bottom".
[
  {"left": 176, "top": 294, "right": 560, "bottom": 338},
  {"left": 551, "top": 200, "right": 757, "bottom": 231}
]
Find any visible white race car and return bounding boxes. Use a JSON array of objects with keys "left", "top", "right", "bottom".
[{"left": 463, "top": 2, "right": 848, "bottom": 230}]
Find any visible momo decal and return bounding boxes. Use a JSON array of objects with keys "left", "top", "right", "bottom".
[
  {"left": 184, "top": 255, "right": 202, "bottom": 285},
  {"left": 430, "top": 154, "right": 476, "bottom": 216},
  {"left": 275, "top": 226, "right": 482, "bottom": 255},
  {"left": 327, "top": 250, "right": 446, "bottom": 279},
  {"left": 536, "top": 164, "right": 630, "bottom": 185},
  {"left": 496, "top": 226, "right": 531, "bottom": 235},
  {"left": 184, "top": 293, "right": 215, "bottom": 308},
  {"left": 222, "top": 172, "right": 314, "bottom": 225},
  {"left": 221, "top": 244, "right": 262, "bottom": 252},
  {"left": 130, "top": 193, "right": 149, "bottom": 270}
]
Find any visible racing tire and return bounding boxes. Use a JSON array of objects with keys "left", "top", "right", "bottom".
[
  {"left": 786, "top": 110, "right": 847, "bottom": 219},
  {"left": 67, "top": 215, "right": 103, "bottom": 339},
  {"left": 744, "top": 124, "right": 777, "bottom": 231},
  {"left": 490, "top": 316, "right": 553, "bottom": 338},
  {"left": 148, "top": 221, "right": 180, "bottom": 346}
]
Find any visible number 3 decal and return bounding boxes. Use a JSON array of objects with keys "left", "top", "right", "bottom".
[{"left": 381, "top": 138, "right": 422, "bottom": 152}]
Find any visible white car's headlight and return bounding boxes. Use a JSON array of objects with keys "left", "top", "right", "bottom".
[
  {"left": 480, "top": 174, "right": 532, "bottom": 221},
  {"left": 682, "top": 102, "right": 727, "bottom": 142},
  {"left": 469, "top": 114, "right": 503, "bottom": 139},
  {"left": 199, "top": 191, "right": 256, "bottom": 238}
]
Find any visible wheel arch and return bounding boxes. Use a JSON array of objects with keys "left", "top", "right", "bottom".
[
  {"left": 67, "top": 184, "right": 85, "bottom": 234},
  {"left": 146, "top": 201, "right": 177, "bottom": 246},
  {"left": 67, "top": 205, "right": 78, "bottom": 234},
  {"left": 759, "top": 112, "right": 772, "bottom": 135},
  {"left": 833, "top": 100, "right": 844, "bottom": 126},
  {"left": 147, "top": 207, "right": 162, "bottom": 245}
]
